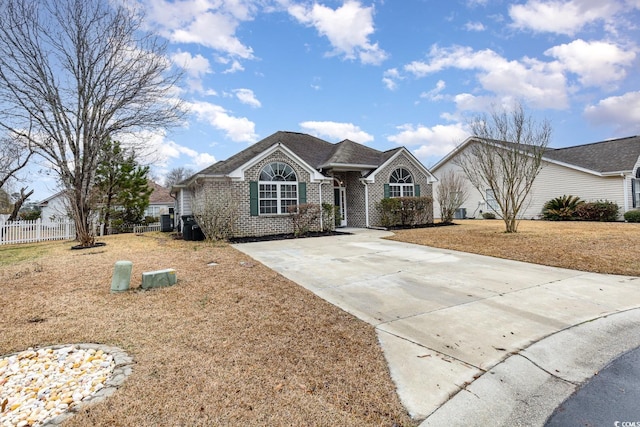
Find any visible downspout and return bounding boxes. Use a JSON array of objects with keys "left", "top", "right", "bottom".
[
  {"left": 364, "top": 182, "right": 370, "bottom": 228},
  {"left": 318, "top": 181, "right": 323, "bottom": 231},
  {"left": 623, "top": 173, "right": 629, "bottom": 213}
]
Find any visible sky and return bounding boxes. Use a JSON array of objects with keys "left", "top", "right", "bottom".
[{"left": 25, "top": 0, "right": 640, "bottom": 200}]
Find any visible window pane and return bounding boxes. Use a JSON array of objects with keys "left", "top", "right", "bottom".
[
  {"left": 259, "top": 200, "right": 278, "bottom": 214},
  {"left": 280, "top": 199, "right": 297, "bottom": 214},
  {"left": 280, "top": 184, "right": 297, "bottom": 199},
  {"left": 403, "top": 185, "right": 414, "bottom": 197},
  {"left": 389, "top": 185, "right": 401, "bottom": 198}
]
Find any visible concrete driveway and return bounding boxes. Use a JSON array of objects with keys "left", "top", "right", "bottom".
[{"left": 233, "top": 228, "right": 640, "bottom": 423}]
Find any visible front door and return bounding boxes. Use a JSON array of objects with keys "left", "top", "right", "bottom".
[{"left": 334, "top": 187, "right": 347, "bottom": 227}]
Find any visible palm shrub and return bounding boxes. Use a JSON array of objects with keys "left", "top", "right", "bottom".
[{"left": 542, "top": 195, "right": 583, "bottom": 220}]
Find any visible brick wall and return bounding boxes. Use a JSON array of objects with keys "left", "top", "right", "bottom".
[
  {"left": 194, "top": 149, "right": 334, "bottom": 238},
  {"left": 368, "top": 153, "right": 434, "bottom": 226}
]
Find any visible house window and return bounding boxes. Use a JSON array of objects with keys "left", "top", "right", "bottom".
[
  {"left": 486, "top": 189, "right": 498, "bottom": 211},
  {"left": 258, "top": 162, "right": 298, "bottom": 214},
  {"left": 389, "top": 168, "right": 414, "bottom": 197}
]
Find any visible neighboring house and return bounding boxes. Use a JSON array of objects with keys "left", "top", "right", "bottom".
[
  {"left": 171, "top": 131, "right": 436, "bottom": 238},
  {"left": 432, "top": 135, "right": 640, "bottom": 220},
  {"left": 38, "top": 181, "right": 173, "bottom": 222},
  {"left": 38, "top": 191, "right": 71, "bottom": 221},
  {"left": 144, "top": 181, "right": 174, "bottom": 219}
]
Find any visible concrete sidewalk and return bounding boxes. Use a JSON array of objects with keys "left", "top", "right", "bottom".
[{"left": 233, "top": 228, "right": 640, "bottom": 424}]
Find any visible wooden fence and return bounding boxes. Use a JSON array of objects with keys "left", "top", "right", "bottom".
[{"left": 0, "top": 219, "right": 76, "bottom": 245}]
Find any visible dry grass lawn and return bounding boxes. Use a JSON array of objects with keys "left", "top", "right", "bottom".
[
  {"left": 0, "top": 233, "right": 414, "bottom": 426},
  {"left": 388, "top": 219, "right": 640, "bottom": 276}
]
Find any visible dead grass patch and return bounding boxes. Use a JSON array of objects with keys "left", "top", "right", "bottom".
[
  {"left": 388, "top": 220, "right": 640, "bottom": 276},
  {"left": 0, "top": 233, "right": 414, "bottom": 426}
]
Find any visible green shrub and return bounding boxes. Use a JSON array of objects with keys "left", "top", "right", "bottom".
[
  {"left": 482, "top": 212, "right": 496, "bottom": 219},
  {"left": 144, "top": 216, "right": 159, "bottom": 225},
  {"left": 377, "top": 196, "right": 433, "bottom": 227},
  {"left": 624, "top": 210, "right": 640, "bottom": 223},
  {"left": 542, "top": 195, "right": 583, "bottom": 220},
  {"left": 288, "top": 203, "right": 321, "bottom": 236},
  {"left": 574, "top": 200, "right": 620, "bottom": 222}
]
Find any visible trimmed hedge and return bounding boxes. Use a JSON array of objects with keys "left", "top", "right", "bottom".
[
  {"left": 574, "top": 200, "right": 619, "bottom": 222},
  {"left": 624, "top": 210, "right": 640, "bottom": 223},
  {"left": 377, "top": 196, "right": 432, "bottom": 227}
]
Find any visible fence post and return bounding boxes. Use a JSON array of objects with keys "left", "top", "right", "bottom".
[{"left": 36, "top": 218, "right": 42, "bottom": 241}]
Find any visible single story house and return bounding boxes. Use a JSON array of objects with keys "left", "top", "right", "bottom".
[
  {"left": 144, "top": 181, "right": 174, "bottom": 219},
  {"left": 171, "top": 131, "right": 436, "bottom": 237},
  {"left": 38, "top": 190, "right": 71, "bottom": 221},
  {"left": 38, "top": 181, "right": 174, "bottom": 222},
  {"left": 431, "top": 135, "right": 640, "bottom": 220}
]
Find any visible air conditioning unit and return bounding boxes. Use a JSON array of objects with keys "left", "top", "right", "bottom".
[{"left": 454, "top": 208, "right": 466, "bottom": 219}]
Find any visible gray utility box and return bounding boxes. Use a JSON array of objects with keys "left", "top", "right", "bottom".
[{"left": 141, "top": 268, "right": 177, "bottom": 290}]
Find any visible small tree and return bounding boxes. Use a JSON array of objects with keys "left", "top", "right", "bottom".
[
  {"left": 192, "top": 186, "right": 240, "bottom": 241},
  {"left": 94, "top": 140, "right": 152, "bottom": 234},
  {"left": 437, "top": 170, "right": 468, "bottom": 223},
  {"left": 455, "top": 102, "right": 551, "bottom": 233},
  {"left": 288, "top": 204, "right": 321, "bottom": 237}
]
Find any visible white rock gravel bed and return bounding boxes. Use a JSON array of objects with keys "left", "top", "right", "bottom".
[{"left": 0, "top": 344, "right": 133, "bottom": 427}]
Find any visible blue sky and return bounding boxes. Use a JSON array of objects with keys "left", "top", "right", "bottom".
[{"left": 28, "top": 0, "right": 640, "bottom": 199}]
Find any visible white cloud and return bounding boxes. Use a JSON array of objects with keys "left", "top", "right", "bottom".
[
  {"left": 420, "top": 80, "right": 447, "bottom": 101},
  {"left": 464, "top": 21, "right": 486, "bottom": 31},
  {"left": 171, "top": 51, "right": 211, "bottom": 78},
  {"left": 584, "top": 91, "right": 640, "bottom": 133},
  {"left": 405, "top": 45, "right": 569, "bottom": 109},
  {"left": 545, "top": 39, "right": 636, "bottom": 87},
  {"left": 187, "top": 100, "right": 258, "bottom": 143},
  {"left": 299, "top": 121, "right": 374, "bottom": 143},
  {"left": 144, "top": 0, "right": 255, "bottom": 59},
  {"left": 223, "top": 60, "right": 245, "bottom": 74},
  {"left": 382, "top": 68, "right": 402, "bottom": 90},
  {"left": 234, "top": 88, "right": 261, "bottom": 108},
  {"left": 171, "top": 50, "right": 212, "bottom": 93},
  {"left": 192, "top": 152, "right": 217, "bottom": 169},
  {"left": 288, "top": 1, "right": 388, "bottom": 65},
  {"left": 509, "top": 0, "right": 623, "bottom": 35},
  {"left": 387, "top": 123, "right": 470, "bottom": 163},
  {"left": 115, "top": 129, "right": 216, "bottom": 171}
]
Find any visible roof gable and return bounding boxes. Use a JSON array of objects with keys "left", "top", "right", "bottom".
[
  {"left": 543, "top": 135, "right": 640, "bottom": 174},
  {"left": 432, "top": 135, "right": 640, "bottom": 176},
  {"left": 178, "top": 131, "right": 430, "bottom": 186}
]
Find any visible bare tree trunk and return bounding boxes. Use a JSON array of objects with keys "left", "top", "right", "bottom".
[
  {"left": 0, "top": 0, "right": 184, "bottom": 247},
  {"left": 455, "top": 102, "right": 551, "bottom": 233},
  {"left": 8, "top": 187, "right": 34, "bottom": 222}
]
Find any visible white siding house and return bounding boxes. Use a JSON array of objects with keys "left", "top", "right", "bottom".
[{"left": 432, "top": 135, "right": 640, "bottom": 220}]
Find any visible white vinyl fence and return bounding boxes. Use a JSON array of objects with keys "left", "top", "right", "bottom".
[{"left": 0, "top": 219, "right": 76, "bottom": 245}]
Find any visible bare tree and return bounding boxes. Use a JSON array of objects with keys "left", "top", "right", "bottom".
[
  {"left": 436, "top": 170, "right": 468, "bottom": 223},
  {"left": 192, "top": 185, "right": 240, "bottom": 241},
  {"left": 7, "top": 187, "right": 34, "bottom": 222},
  {"left": 0, "top": 0, "right": 183, "bottom": 246},
  {"left": 0, "top": 132, "right": 33, "bottom": 190},
  {"left": 165, "top": 167, "right": 195, "bottom": 188},
  {"left": 455, "top": 102, "right": 551, "bottom": 233}
]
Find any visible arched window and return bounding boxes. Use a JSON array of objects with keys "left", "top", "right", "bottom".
[
  {"left": 389, "top": 168, "right": 414, "bottom": 197},
  {"left": 258, "top": 162, "right": 298, "bottom": 214}
]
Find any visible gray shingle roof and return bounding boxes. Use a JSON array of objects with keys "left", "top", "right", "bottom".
[
  {"left": 544, "top": 135, "right": 640, "bottom": 173},
  {"left": 183, "top": 131, "right": 404, "bottom": 182}
]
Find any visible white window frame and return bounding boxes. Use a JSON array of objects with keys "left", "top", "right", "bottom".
[
  {"left": 258, "top": 162, "right": 298, "bottom": 215},
  {"left": 486, "top": 189, "right": 498, "bottom": 211},
  {"left": 634, "top": 178, "right": 640, "bottom": 208},
  {"left": 389, "top": 168, "right": 414, "bottom": 198}
]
